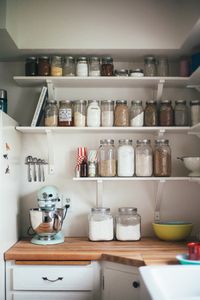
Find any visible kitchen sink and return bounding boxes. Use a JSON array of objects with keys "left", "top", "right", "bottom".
[{"left": 139, "top": 265, "right": 200, "bottom": 300}]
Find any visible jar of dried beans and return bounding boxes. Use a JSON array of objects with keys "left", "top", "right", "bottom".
[
  {"left": 154, "top": 139, "right": 171, "bottom": 177},
  {"left": 114, "top": 100, "right": 129, "bottom": 127},
  {"left": 144, "top": 100, "right": 158, "bottom": 126},
  {"left": 98, "top": 139, "right": 116, "bottom": 177},
  {"left": 159, "top": 100, "right": 173, "bottom": 126}
]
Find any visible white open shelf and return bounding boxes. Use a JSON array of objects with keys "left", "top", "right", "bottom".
[{"left": 73, "top": 177, "right": 199, "bottom": 182}]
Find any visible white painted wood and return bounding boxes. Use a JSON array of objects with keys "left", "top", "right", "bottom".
[
  {"left": 73, "top": 177, "right": 194, "bottom": 182},
  {"left": 12, "top": 292, "right": 93, "bottom": 300}
]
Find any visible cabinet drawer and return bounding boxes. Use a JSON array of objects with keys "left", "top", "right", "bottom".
[
  {"left": 12, "top": 291, "right": 93, "bottom": 300},
  {"left": 12, "top": 265, "right": 93, "bottom": 291}
]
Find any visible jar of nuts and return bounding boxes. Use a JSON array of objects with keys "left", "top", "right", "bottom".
[
  {"left": 114, "top": 100, "right": 129, "bottom": 127},
  {"left": 154, "top": 139, "right": 171, "bottom": 177}
]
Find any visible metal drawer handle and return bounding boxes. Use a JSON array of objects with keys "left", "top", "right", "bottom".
[
  {"left": 132, "top": 281, "right": 140, "bottom": 288},
  {"left": 42, "top": 277, "right": 63, "bottom": 282}
]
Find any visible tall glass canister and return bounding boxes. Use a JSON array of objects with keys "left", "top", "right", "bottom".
[
  {"left": 154, "top": 139, "right": 171, "bottom": 177},
  {"left": 117, "top": 139, "right": 134, "bottom": 177},
  {"left": 74, "top": 100, "right": 86, "bottom": 127},
  {"left": 135, "top": 139, "right": 153, "bottom": 177},
  {"left": 98, "top": 139, "right": 116, "bottom": 177},
  {"left": 101, "top": 100, "right": 114, "bottom": 127}
]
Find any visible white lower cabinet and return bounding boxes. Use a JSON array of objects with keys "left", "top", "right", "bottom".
[{"left": 102, "top": 261, "right": 140, "bottom": 300}]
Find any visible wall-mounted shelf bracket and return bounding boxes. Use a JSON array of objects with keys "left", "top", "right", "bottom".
[
  {"left": 154, "top": 179, "right": 166, "bottom": 222},
  {"left": 187, "top": 84, "right": 200, "bottom": 93},
  {"left": 157, "top": 128, "right": 166, "bottom": 137},
  {"left": 156, "top": 79, "right": 165, "bottom": 101},
  {"left": 96, "top": 179, "right": 103, "bottom": 207},
  {"left": 45, "top": 128, "right": 55, "bottom": 174},
  {"left": 188, "top": 123, "right": 200, "bottom": 138},
  {"left": 46, "top": 79, "right": 55, "bottom": 100}
]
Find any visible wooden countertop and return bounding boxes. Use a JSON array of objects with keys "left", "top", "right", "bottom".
[{"left": 4, "top": 237, "right": 188, "bottom": 266}]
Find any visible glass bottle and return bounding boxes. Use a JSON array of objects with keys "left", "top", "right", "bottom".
[
  {"left": 135, "top": 139, "right": 153, "bottom": 177},
  {"left": 51, "top": 56, "right": 63, "bottom": 76},
  {"left": 76, "top": 57, "right": 88, "bottom": 77},
  {"left": 87, "top": 100, "right": 101, "bottom": 127},
  {"left": 58, "top": 100, "right": 73, "bottom": 126},
  {"left": 144, "top": 56, "right": 157, "bottom": 76},
  {"left": 174, "top": 100, "right": 188, "bottom": 126},
  {"left": 158, "top": 57, "right": 169, "bottom": 76},
  {"left": 25, "top": 57, "right": 38, "bottom": 76},
  {"left": 117, "top": 139, "right": 134, "bottom": 177},
  {"left": 115, "top": 207, "right": 141, "bottom": 241},
  {"left": 98, "top": 139, "right": 116, "bottom": 177},
  {"left": 144, "top": 100, "right": 158, "bottom": 126},
  {"left": 88, "top": 207, "right": 114, "bottom": 241},
  {"left": 130, "top": 100, "right": 144, "bottom": 127},
  {"left": 38, "top": 56, "right": 50, "bottom": 76},
  {"left": 190, "top": 100, "right": 200, "bottom": 126},
  {"left": 44, "top": 100, "right": 58, "bottom": 126},
  {"left": 89, "top": 56, "right": 101, "bottom": 76},
  {"left": 63, "top": 56, "right": 75, "bottom": 76},
  {"left": 154, "top": 139, "right": 171, "bottom": 177},
  {"left": 114, "top": 100, "right": 129, "bottom": 127},
  {"left": 101, "top": 100, "right": 114, "bottom": 127},
  {"left": 159, "top": 100, "right": 173, "bottom": 126},
  {"left": 101, "top": 56, "right": 114, "bottom": 76},
  {"left": 74, "top": 100, "right": 86, "bottom": 127}
]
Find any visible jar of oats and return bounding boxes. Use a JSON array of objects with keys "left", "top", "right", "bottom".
[
  {"left": 98, "top": 139, "right": 116, "bottom": 177},
  {"left": 114, "top": 100, "right": 129, "bottom": 126}
]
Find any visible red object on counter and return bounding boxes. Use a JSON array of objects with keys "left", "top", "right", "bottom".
[{"left": 187, "top": 242, "right": 200, "bottom": 260}]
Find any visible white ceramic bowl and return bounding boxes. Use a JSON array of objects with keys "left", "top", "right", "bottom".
[{"left": 178, "top": 156, "right": 200, "bottom": 176}]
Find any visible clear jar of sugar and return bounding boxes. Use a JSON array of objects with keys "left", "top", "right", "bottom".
[
  {"left": 117, "top": 139, "right": 134, "bottom": 177},
  {"left": 116, "top": 207, "right": 141, "bottom": 241},
  {"left": 88, "top": 207, "right": 114, "bottom": 241}
]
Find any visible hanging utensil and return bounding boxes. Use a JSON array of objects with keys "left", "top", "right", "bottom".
[{"left": 26, "top": 156, "right": 33, "bottom": 182}]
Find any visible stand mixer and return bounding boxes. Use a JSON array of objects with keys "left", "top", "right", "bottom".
[{"left": 29, "top": 185, "right": 70, "bottom": 245}]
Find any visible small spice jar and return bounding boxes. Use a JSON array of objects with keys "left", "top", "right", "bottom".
[
  {"left": 58, "top": 100, "right": 73, "bottom": 126},
  {"left": 154, "top": 139, "right": 171, "bottom": 177},
  {"left": 130, "top": 100, "right": 144, "bottom": 127},
  {"left": 135, "top": 139, "right": 153, "bottom": 177},
  {"left": 114, "top": 69, "right": 129, "bottom": 77},
  {"left": 51, "top": 56, "right": 63, "bottom": 76},
  {"left": 144, "top": 100, "right": 158, "bottom": 126},
  {"left": 63, "top": 56, "right": 75, "bottom": 76},
  {"left": 38, "top": 56, "right": 50, "bottom": 76},
  {"left": 101, "top": 56, "right": 114, "bottom": 76},
  {"left": 159, "top": 100, "right": 174, "bottom": 126},
  {"left": 117, "top": 139, "right": 134, "bottom": 177},
  {"left": 129, "top": 69, "right": 144, "bottom": 77},
  {"left": 174, "top": 100, "right": 188, "bottom": 126},
  {"left": 98, "top": 139, "right": 116, "bottom": 177},
  {"left": 25, "top": 57, "right": 38, "bottom": 76},
  {"left": 115, "top": 207, "right": 141, "bottom": 241},
  {"left": 144, "top": 56, "right": 157, "bottom": 76},
  {"left": 87, "top": 100, "right": 101, "bottom": 127},
  {"left": 76, "top": 57, "right": 88, "bottom": 77},
  {"left": 190, "top": 100, "right": 200, "bottom": 126},
  {"left": 88, "top": 207, "right": 114, "bottom": 241},
  {"left": 114, "top": 100, "right": 129, "bottom": 127},
  {"left": 89, "top": 56, "right": 101, "bottom": 76},
  {"left": 44, "top": 100, "right": 58, "bottom": 126},
  {"left": 74, "top": 100, "right": 86, "bottom": 127},
  {"left": 101, "top": 100, "right": 114, "bottom": 127}
]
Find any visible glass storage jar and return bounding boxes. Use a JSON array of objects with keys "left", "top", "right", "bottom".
[
  {"left": 174, "top": 100, "right": 188, "bottom": 126},
  {"left": 154, "top": 139, "right": 171, "bottom": 177},
  {"left": 98, "top": 139, "right": 116, "bottom": 177},
  {"left": 114, "top": 100, "right": 129, "bottom": 127},
  {"left": 87, "top": 100, "right": 101, "bottom": 127},
  {"left": 159, "top": 100, "right": 173, "bottom": 126},
  {"left": 88, "top": 207, "right": 114, "bottom": 241},
  {"left": 44, "top": 100, "right": 58, "bottom": 126},
  {"left": 157, "top": 57, "right": 169, "bottom": 76},
  {"left": 115, "top": 207, "right": 141, "bottom": 241},
  {"left": 38, "top": 56, "right": 50, "bottom": 76},
  {"left": 190, "top": 100, "right": 200, "bottom": 126},
  {"left": 63, "top": 56, "right": 75, "bottom": 76},
  {"left": 130, "top": 100, "right": 144, "bottom": 127},
  {"left": 58, "top": 100, "right": 73, "bottom": 126},
  {"left": 89, "top": 56, "right": 101, "bottom": 76},
  {"left": 51, "top": 56, "right": 63, "bottom": 76},
  {"left": 74, "top": 100, "right": 86, "bottom": 127},
  {"left": 144, "top": 100, "right": 158, "bottom": 126},
  {"left": 101, "top": 100, "right": 114, "bottom": 127},
  {"left": 135, "top": 139, "right": 153, "bottom": 177},
  {"left": 101, "top": 56, "right": 114, "bottom": 76},
  {"left": 144, "top": 56, "right": 157, "bottom": 76},
  {"left": 25, "top": 57, "right": 38, "bottom": 76},
  {"left": 76, "top": 57, "right": 88, "bottom": 77},
  {"left": 117, "top": 139, "right": 134, "bottom": 177}
]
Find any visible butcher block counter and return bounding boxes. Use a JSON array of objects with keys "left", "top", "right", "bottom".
[{"left": 4, "top": 237, "right": 188, "bottom": 266}]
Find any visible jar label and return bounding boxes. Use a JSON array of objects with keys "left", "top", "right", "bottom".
[{"left": 59, "top": 108, "right": 72, "bottom": 121}]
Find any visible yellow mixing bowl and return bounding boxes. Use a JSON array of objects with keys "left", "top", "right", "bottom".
[{"left": 152, "top": 221, "right": 193, "bottom": 241}]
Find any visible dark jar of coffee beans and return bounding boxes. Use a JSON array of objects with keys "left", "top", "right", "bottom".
[
  {"left": 101, "top": 56, "right": 114, "bottom": 76},
  {"left": 25, "top": 57, "right": 38, "bottom": 76},
  {"left": 38, "top": 56, "right": 50, "bottom": 76}
]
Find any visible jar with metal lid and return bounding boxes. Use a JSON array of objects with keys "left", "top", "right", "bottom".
[
  {"left": 58, "top": 100, "right": 73, "bottom": 126},
  {"left": 144, "top": 100, "right": 158, "bottom": 126},
  {"left": 158, "top": 57, "right": 169, "bottom": 76},
  {"left": 129, "top": 69, "right": 144, "bottom": 77},
  {"left": 130, "top": 100, "right": 144, "bottom": 127},
  {"left": 159, "top": 100, "right": 173, "bottom": 126},
  {"left": 144, "top": 56, "right": 157, "bottom": 76},
  {"left": 76, "top": 57, "right": 88, "bottom": 77},
  {"left": 88, "top": 207, "right": 114, "bottom": 241},
  {"left": 98, "top": 139, "right": 116, "bottom": 177},
  {"left": 74, "top": 100, "right": 86, "bottom": 127},
  {"left": 190, "top": 100, "right": 200, "bottom": 126},
  {"left": 115, "top": 207, "right": 141, "bottom": 241},
  {"left": 0, "top": 89, "right": 7, "bottom": 113},
  {"left": 114, "top": 69, "right": 129, "bottom": 77},
  {"left": 101, "top": 100, "right": 114, "bottom": 127},
  {"left": 63, "top": 56, "right": 75, "bottom": 76},
  {"left": 101, "top": 56, "right": 114, "bottom": 76},
  {"left": 51, "top": 56, "right": 63, "bottom": 76},
  {"left": 38, "top": 56, "right": 50, "bottom": 76},
  {"left": 135, "top": 139, "right": 153, "bottom": 177},
  {"left": 174, "top": 100, "right": 188, "bottom": 126},
  {"left": 25, "top": 57, "right": 38, "bottom": 76},
  {"left": 89, "top": 56, "right": 101, "bottom": 76},
  {"left": 44, "top": 100, "right": 58, "bottom": 126},
  {"left": 117, "top": 139, "right": 134, "bottom": 177},
  {"left": 87, "top": 100, "right": 101, "bottom": 127},
  {"left": 154, "top": 139, "right": 171, "bottom": 177},
  {"left": 114, "top": 100, "right": 129, "bottom": 127}
]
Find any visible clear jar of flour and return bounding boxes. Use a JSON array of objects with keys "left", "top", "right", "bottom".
[
  {"left": 116, "top": 207, "right": 141, "bottom": 241},
  {"left": 88, "top": 207, "right": 114, "bottom": 241},
  {"left": 117, "top": 139, "right": 134, "bottom": 176}
]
